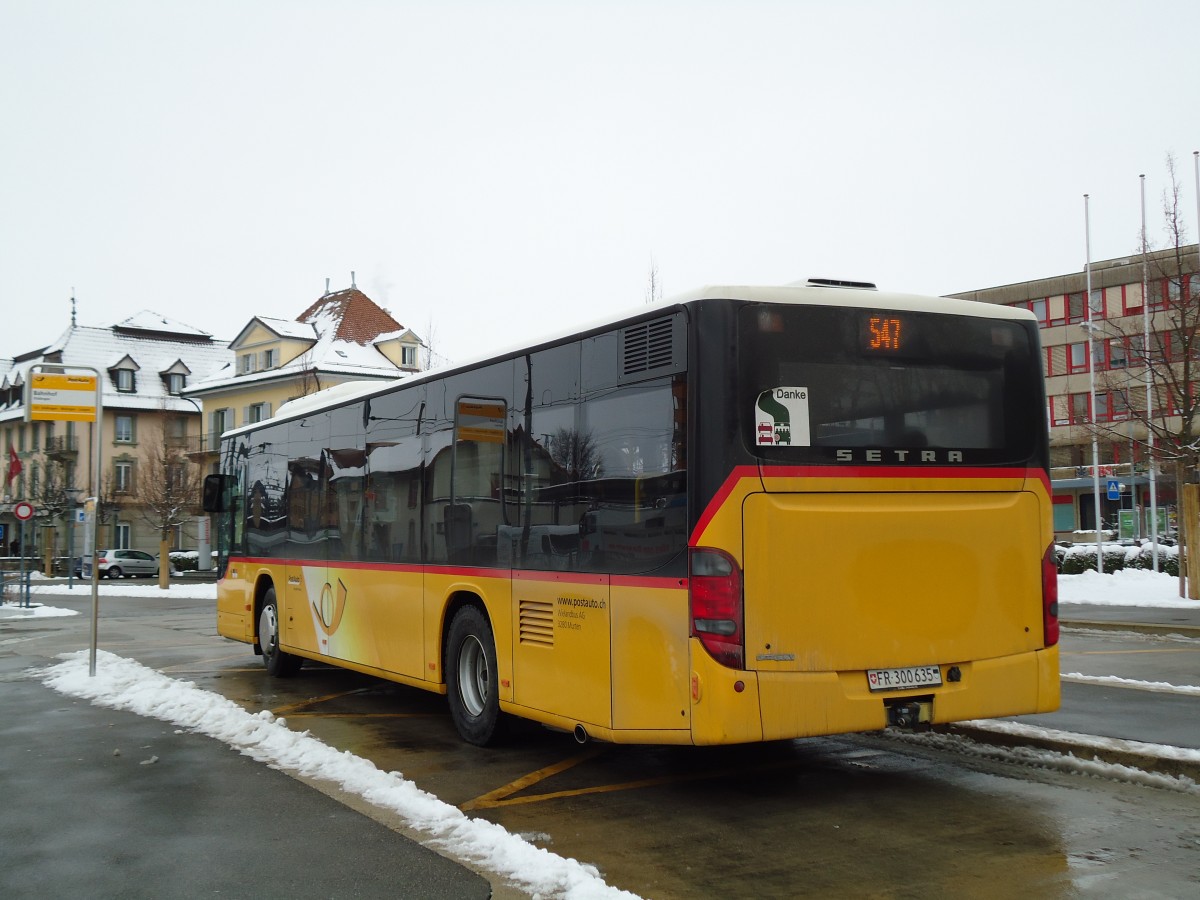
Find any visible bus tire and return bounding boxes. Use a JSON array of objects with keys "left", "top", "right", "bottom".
[
  {"left": 445, "top": 605, "right": 505, "bottom": 746},
  {"left": 259, "top": 588, "right": 302, "bottom": 677}
]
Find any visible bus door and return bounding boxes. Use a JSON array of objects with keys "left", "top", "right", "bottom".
[{"left": 280, "top": 414, "right": 336, "bottom": 660}]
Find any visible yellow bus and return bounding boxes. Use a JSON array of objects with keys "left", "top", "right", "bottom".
[{"left": 203, "top": 281, "right": 1059, "bottom": 746}]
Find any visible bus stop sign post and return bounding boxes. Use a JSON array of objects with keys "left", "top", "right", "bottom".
[{"left": 25, "top": 365, "right": 103, "bottom": 675}]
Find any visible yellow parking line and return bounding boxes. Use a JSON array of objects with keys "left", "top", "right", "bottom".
[
  {"left": 463, "top": 754, "right": 802, "bottom": 810},
  {"left": 462, "top": 748, "right": 605, "bottom": 810},
  {"left": 283, "top": 712, "right": 438, "bottom": 719},
  {"left": 272, "top": 689, "right": 372, "bottom": 716}
]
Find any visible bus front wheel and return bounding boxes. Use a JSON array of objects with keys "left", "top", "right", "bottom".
[
  {"left": 259, "top": 588, "right": 302, "bottom": 677},
  {"left": 446, "top": 605, "right": 505, "bottom": 746}
]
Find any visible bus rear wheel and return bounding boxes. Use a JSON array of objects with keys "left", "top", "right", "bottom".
[
  {"left": 446, "top": 605, "right": 505, "bottom": 746},
  {"left": 259, "top": 588, "right": 302, "bottom": 677}
]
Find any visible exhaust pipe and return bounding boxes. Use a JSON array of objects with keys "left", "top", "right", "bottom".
[{"left": 573, "top": 724, "right": 589, "bottom": 744}]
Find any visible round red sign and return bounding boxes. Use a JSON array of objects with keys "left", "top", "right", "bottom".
[{"left": 13, "top": 501, "right": 34, "bottom": 521}]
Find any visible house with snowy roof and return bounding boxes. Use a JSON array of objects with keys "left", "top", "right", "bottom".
[
  {"left": 1, "top": 310, "right": 232, "bottom": 562},
  {"left": 182, "top": 282, "right": 423, "bottom": 473}
]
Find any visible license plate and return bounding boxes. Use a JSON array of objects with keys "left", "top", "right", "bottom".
[{"left": 866, "top": 665, "right": 942, "bottom": 693}]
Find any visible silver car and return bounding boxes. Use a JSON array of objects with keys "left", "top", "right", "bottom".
[{"left": 90, "top": 549, "right": 162, "bottom": 579}]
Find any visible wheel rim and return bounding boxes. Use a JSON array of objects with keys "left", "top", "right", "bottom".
[
  {"left": 456, "top": 635, "right": 488, "bottom": 718},
  {"left": 109, "top": 567, "right": 121, "bottom": 579},
  {"left": 259, "top": 604, "right": 278, "bottom": 658}
]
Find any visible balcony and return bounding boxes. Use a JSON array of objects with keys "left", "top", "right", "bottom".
[
  {"left": 183, "top": 432, "right": 224, "bottom": 460},
  {"left": 45, "top": 435, "right": 79, "bottom": 459}
]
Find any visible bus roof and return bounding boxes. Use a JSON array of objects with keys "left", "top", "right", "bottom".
[{"left": 226, "top": 283, "right": 1033, "bottom": 440}]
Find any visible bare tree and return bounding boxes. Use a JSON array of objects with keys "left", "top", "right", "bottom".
[
  {"left": 422, "top": 314, "right": 448, "bottom": 371},
  {"left": 29, "top": 454, "right": 74, "bottom": 574},
  {"left": 1096, "top": 154, "right": 1199, "bottom": 476},
  {"left": 646, "top": 258, "right": 663, "bottom": 305},
  {"left": 547, "top": 427, "right": 604, "bottom": 481},
  {"left": 133, "top": 410, "right": 204, "bottom": 586}
]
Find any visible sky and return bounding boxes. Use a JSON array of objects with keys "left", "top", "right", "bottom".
[
  {"left": 8, "top": 567, "right": 1198, "bottom": 898},
  {"left": 2, "top": 1, "right": 1199, "bottom": 368}
]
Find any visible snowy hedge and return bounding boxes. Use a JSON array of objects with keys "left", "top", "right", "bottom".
[{"left": 1055, "top": 542, "right": 1178, "bottom": 577}]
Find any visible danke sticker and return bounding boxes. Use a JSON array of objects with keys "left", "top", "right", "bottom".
[{"left": 755, "top": 387, "right": 811, "bottom": 446}]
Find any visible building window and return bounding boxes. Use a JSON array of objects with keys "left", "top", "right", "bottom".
[
  {"left": 1111, "top": 391, "right": 1132, "bottom": 421},
  {"left": 1068, "top": 342, "right": 1088, "bottom": 373},
  {"left": 115, "top": 415, "right": 134, "bottom": 443},
  {"left": 402, "top": 345, "right": 417, "bottom": 367},
  {"left": 1030, "top": 299, "right": 1047, "bottom": 326},
  {"left": 166, "top": 373, "right": 185, "bottom": 394},
  {"left": 1122, "top": 284, "right": 1142, "bottom": 314},
  {"left": 240, "top": 354, "right": 255, "bottom": 375},
  {"left": 247, "top": 402, "right": 271, "bottom": 424},
  {"left": 114, "top": 461, "right": 134, "bottom": 494},
  {"left": 115, "top": 523, "right": 131, "bottom": 550},
  {"left": 115, "top": 369, "right": 135, "bottom": 392},
  {"left": 1067, "top": 292, "right": 1085, "bottom": 324},
  {"left": 1070, "top": 392, "right": 1090, "bottom": 424},
  {"left": 263, "top": 349, "right": 276, "bottom": 368},
  {"left": 1108, "top": 339, "right": 1127, "bottom": 369}
]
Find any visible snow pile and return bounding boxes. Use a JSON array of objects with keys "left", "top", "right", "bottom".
[
  {"left": 1058, "top": 568, "right": 1197, "bottom": 608},
  {"left": 35, "top": 650, "right": 638, "bottom": 900}
]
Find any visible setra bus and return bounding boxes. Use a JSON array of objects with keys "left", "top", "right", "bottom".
[{"left": 203, "top": 280, "right": 1059, "bottom": 746}]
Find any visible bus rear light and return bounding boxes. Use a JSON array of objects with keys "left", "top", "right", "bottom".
[
  {"left": 690, "top": 547, "right": 744, "bottom": 669},
  {"left": 1042, "top": 544, "right": 1059, "bottom": 647}
]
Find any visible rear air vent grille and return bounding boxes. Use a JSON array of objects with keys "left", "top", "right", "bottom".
[
  {"left": 519, "top": 599, "right": 554, "bottom": 646},
  {"left": 621, "top": 317, "right": 676, "bottom": 377}
]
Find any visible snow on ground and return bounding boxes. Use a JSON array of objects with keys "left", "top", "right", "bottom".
[
  {"left": 1057, "top": 568, "right": 1200, "bottom": 608},
  {"left": 35, "top": 650, "right": 638, "bottom": 900}
]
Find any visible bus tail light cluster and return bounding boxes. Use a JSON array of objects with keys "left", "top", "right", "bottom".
[
  {"left": 1042, "top": 544, "right": 1059, "bottom": 647},
  {"left": 689, "top": 547, "right": 744, "bottom": 669}
]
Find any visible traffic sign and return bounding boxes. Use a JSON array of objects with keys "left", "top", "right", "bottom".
[
  {"left": 1106, "top": 479, "right": 1121, "bottom": 501},
  {"left": 13, "top": 500, "right": 34, "bottom": 521}
]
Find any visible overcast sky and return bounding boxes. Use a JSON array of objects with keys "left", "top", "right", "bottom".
[{"left": 2, "top": 1, "right": 1197, "bottom": 366}]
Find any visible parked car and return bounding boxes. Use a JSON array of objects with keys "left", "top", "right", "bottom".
[{"left": 82, "top": 549, "right": 173, "bottom": 579}]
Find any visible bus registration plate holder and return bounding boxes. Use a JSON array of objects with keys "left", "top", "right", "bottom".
[{"left": 866, "top": 665, "right": 942, "bottom": 693}]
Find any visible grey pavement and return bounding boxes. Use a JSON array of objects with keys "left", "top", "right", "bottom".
[{"left": 0, "top": 659, "right": 492, "bottom": 900}]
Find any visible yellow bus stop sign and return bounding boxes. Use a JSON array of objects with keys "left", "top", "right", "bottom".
[{"left": 27, "top": 372, "right": 98, "bottom": 422}]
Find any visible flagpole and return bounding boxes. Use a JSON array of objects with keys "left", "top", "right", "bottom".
[
  {"left": 1085, "top": 194, "right": 1104, "bottom": 573},
  {"left": 1140, "top": 175, "right": 1159, "bottom": 569}
]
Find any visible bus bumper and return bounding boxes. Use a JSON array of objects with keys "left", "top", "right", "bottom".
[{"left": 691, "top": 639, "right": 1060, "bottom": 744}]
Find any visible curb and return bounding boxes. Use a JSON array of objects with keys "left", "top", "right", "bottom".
[
  {"left": 945, "top": 723, "right": 1200, "bottom": 784},
  {"left": 1061, "top": 619, "right": 1200, "bottom": 639}
]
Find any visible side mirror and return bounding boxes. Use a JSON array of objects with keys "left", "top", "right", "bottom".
[{"left": 202, "top": 474, "right": 228, "bottom": 512}]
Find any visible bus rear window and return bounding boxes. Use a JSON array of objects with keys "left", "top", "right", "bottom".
[{"left": 739, "top": 305, "right": 1043, "bottom": 465}]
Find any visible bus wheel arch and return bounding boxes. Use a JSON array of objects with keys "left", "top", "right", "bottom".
[
  {"left": 443, "top": 597, "right": 505, "bottom": 746},
  {"left": 256, "top": 579, "right": 302, "bottom": 678}
]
